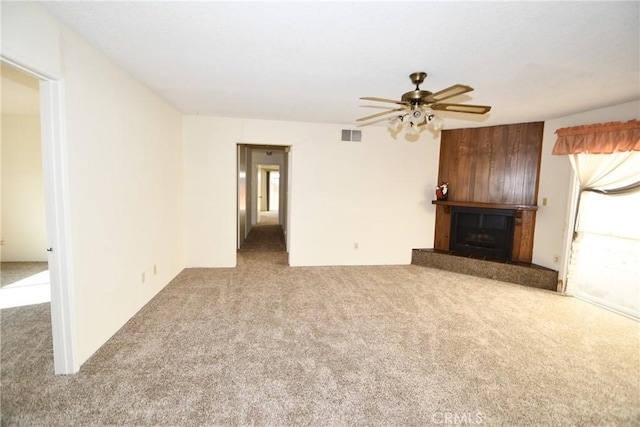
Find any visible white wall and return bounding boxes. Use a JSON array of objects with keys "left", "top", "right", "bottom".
[
  {"left": 1, "top": 115, "right": 47, "bottom": 261},
  {"left": 63, "top": 28, "right": 184, "bottom": 364},
  {"left": 183, "top": 117, "right": 241, "bottom": 267},
  {"left": 2, "top": 2, "right": 185, "bottom": 366},
  {"left": 534, "top": 100, "right": 640, "bottom": 283},
  {"left": 0, "top": 2, "right": 62, "bottom": 79},
  {"left": 183, "top": 116, "right": 439, "bottom": 267}
]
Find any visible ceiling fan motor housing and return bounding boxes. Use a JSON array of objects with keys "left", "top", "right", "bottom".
[
  {"left": 409, "top": 72, "right": 427, "bottom": 86},
  {"left": 401, "top": 90, "right": 434, "bottom": 104}
]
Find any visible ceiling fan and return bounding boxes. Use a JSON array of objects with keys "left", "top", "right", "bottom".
[{"left": 357, "top": 72, "right": 491, "bottom": 134}]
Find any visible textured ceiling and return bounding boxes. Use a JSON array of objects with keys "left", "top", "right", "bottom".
[{"left": 41, "top": 1, "right": 640, "bottom": 129}]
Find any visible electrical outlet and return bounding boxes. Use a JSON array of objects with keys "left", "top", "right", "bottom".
[
  {"left": 153, "top": 265, "right": 157, "bottom": 275},
  {"left": 353, "top": 242, "right": 359, "bottom": 250},
  {"left": 142, "top": 272, "right": 146, "bottom": 283},
  {"left": 553, "top": 255, "right": 560, "bottom": 264}
]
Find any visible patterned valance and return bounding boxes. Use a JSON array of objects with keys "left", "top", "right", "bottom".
[{"left": 552, "top": 119, "right": 640, "bottom": 155}]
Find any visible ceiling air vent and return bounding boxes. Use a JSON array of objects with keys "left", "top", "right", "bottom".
[{"left": 341, "top": 129, "right": 362, "bottom": 142}]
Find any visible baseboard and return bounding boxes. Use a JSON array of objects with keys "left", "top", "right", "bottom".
[{"left": 574, "top": 291, "right": 639, "bottom": 321}]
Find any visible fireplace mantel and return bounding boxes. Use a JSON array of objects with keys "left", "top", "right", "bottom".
[{"left": 432, "top": 200, "right": 538, "bottom": 211}]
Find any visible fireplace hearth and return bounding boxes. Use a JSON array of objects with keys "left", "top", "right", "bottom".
[{"left": 450, "top": 206, "right": 515, "bottom": 261}]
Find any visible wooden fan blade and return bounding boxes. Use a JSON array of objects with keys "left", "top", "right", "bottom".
[
  {"left": 431, "top": 84, "right": 474, "bottom": 102},
  {"left": 431, "top": 103, "right": 492, "bottom": 114},
  {"left": 356, "top": 108, "right": 405, "bottom": 122},
  {"left": 357, "top": 107, "right": 405, "bottom": 122},
  {"left": 360, "top": 96, "right": 408, "bottom": 105}
]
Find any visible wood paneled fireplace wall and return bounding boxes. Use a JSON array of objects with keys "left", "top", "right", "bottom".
[{"left": 433, "top": 122, "right": 544, "bottom": 262}]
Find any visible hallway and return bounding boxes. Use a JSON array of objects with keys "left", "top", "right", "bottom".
[{"left": 238, "top": 211, "right": 286, "bottom": 253}]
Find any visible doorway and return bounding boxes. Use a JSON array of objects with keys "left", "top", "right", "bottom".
[
  {"left": 237, "top": 144, "right": 290, "bottom": 254},
  {"left": 257, "top": 166, "right": 279, "bottom": 225},
  {"left": 1, "top": 58, "right": 77, "bottom": 374},
  {"left": 0, "top": 63, "right": 50, "bottom": 308}
]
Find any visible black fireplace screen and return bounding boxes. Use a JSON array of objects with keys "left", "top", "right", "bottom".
[{"left": 450, "top": 207, "right": 515, "bottom": 260}]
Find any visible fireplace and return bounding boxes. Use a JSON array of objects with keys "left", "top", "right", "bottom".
[{"left": 450, "top": 206, "right": 515, "bottom": 261}]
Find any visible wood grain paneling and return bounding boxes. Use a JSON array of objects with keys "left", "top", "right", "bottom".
[
  {"left": 524, "top": 122, "right": 544, "bottom": 203},
  {"left": 472, "top": 126, "right": 493, "bottom": 202},
  {"left": 517, "top": 210, "right": 537, "bottom": 261},
  {"left": 434, "top": 122, "right": 544, "bottom": 262},
  {"left": 438, "top": 122, "right": 543, "bottom": 206},
  {"left": 489, "top": 125, "right": 507, "bottom": 203},
  {"left": 433, "top": 205, "right": 451, "bottom": 251}
]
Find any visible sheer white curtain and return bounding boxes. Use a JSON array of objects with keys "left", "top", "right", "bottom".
[
  {"left": 555, "top": 120, "right": 640, "bottom": 319},
  {"left": 568, "top": 151, "right": 640, "bottom": 192}
]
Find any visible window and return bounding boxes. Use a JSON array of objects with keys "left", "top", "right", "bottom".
[
  {"left": 568, "top": 190, "right": 640, "bottom": 319},
  {"left": 553, "top": 120, "right": 640, "bottom": 319}
]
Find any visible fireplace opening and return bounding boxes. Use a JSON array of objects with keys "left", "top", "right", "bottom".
[{"left": 450, "top": 207, "right": 515, "bottom": 260}]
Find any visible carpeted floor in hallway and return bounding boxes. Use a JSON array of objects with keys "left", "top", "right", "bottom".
[{"left": 239, "top": 211, "right": 286, "bottom": 253}]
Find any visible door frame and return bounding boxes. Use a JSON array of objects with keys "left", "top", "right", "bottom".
[
  {"left": 237, "top": 144, "right": 290, "bottom": 252},
  {"left": 2, "top": 57, "right": 78, "bottom": 374}
]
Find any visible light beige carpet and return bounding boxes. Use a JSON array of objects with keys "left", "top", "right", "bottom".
[
  {"left": 1, "top": 251, "right": 639, "bottom": 425},
  {"left": 0, "top": 262, "right": 48, "bottom": 288}
]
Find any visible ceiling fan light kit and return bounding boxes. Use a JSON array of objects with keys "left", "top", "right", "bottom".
[
  {"left": 358, "top": 72, "right": 491, "bottom": 137},
  {"left": 387, "top": 106, "right": 444, "bottom": 135}
]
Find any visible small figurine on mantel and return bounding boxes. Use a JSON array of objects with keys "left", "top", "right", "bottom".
[{"left": 436, "top": 182, "right": 449, "bottom": 201}]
